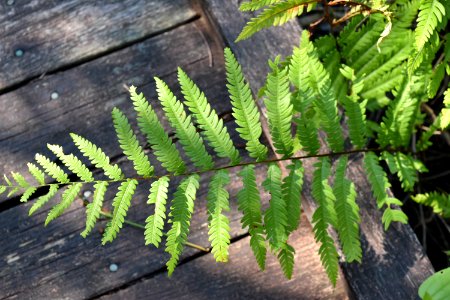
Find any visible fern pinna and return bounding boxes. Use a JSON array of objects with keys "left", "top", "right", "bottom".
[{"left": 3, "top": 0, "right": 450, "bottom": 282}]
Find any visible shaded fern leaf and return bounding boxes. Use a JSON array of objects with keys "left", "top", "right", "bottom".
[
  {"left": 27, "top": 163, "right": 46, "bottom": 185},
  {"left": 35, "top": 154, "right": 70, "bottom": 184},
  {"left": 129, "top": 86, "right": 185, "bottom": 175},
  {"left": 364, "top": 152, "right": 391, "bottom": 208},
  {"left": 71, "top": 133, "right": 123, "bottom": 180},
  {"left": 282, "top": 160, "right": 304, "bottom": 235},
  {"left": 238, "top": 165, "right": 267, "bottom": 270},
  {"left": 155, "top": 77, "right": 213, "bottom": 171},
  {"left": 48, "top": 144, "right": 94, "bottom": 182},
  {"left": 45, "top": 183, "right": 83, "bottom": 226},
  {"left": 145, "top": 176, "right": 169, "bottom": 247},
  {"left": 382, "top": 205, "right": 408, "bottom": 230},
  {"left": 102, "top": 179, "right": 138, "bottom": 244},
  {"left": 264, "top": 59, "right": 293, "bottom": 157},
  {"left": 29, "top": 184, "right": 59, "bottom": 216},
  {"left": 342, "top": 97, "right": 367, "bottom": 149},
  {"left": 415, "top": 0, "right": 446, "bottom": 51},
  {"left": 224, "top": 48, "right": 268, "bottom": 161},
  {"left": 207, "top": 170, "right": 231, "bottom": 262},
  {"left": 81, "top": 181, "right": 108, "bottom": 238},
  {"left": 277, "top": 243, "right": 295, "bottom": 279},
  {"left": 383, "top": 152, "right": 427, "bottom": 192},
  {"left": 112, "top": 107, "right": 153, "bottom": 177},
  {"left": 333, "top": 156, "right": 362, "bottom": 263},
  {"left": 295, "top": 114, "right": 320, "bottom": 155},
  {"left": 178, "top": 68, "right": 240, "bottom": 165},
  {"left": 165, "top": 175, "right": 199, "bottom": 276}
]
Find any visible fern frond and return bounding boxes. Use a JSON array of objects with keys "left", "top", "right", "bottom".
[
  {"left": 224, "top": 48, "right": 268, "bottom": 161},
  {"left": 29, "top": 184, "right": 59, "bottom": 216},
  {"left": 129, "top": 86, "right": 185, "bottom": 175},
  {"left": 428, "top": 62, "right": 446, "bottom": 98},
  {"left": 154, "top": 77, "right": 213, "bottom": 171},
  {"left": 207, "top": 170, "right": 231, "bottom": 263},
  {"left": 382, "top": 205, "right": 408, "bottom": 230},
  {"left": 238, "top": 165, "right": 266, "bottom": 270},
  {"left": 283, "top": 160, "right": 304, "bottom": 235},
  {"left": 0, "top": 186, "right": 7, "bottom": 195},
  {"left": 27, "top": 163, "right": 46, "bottom": 185},
  {"left": 145, "top": 176, "right": 169, "bottom": 247},
  {"left": 364, "top": 151, "right": 391, "bottom": 208},
  {"left": 415, "top": 0, "right": 446, "bottom": 51},
  {"left": 102, "top": 179, "right": 138, "bottom": 244},
  {"left": 236, "top": 0, "right": 308, "bottom": 41},
  {"left": 412, "top": 192, "right": 450, "bottom": 218},
  {"left": 70, "top": 133, "right": 123, "bottom": 180},
  {"left": 81, "top": 181, "right": 108, "bottom": 238},
  {"left": 165, "top": 175, "right": 199, "bottom": 276},
  {"left": 35, "top": 154, "right": 70, "bottom": 184},
  {"left": 178, "top": 68, "right": 240, "bottom": 165},
  {"left": 240, "top": 0, "right": 282, "bottom": 11},
  {"left": 11, "top": 172, "right": 29, "bottom": 188},
  {"left": 383, "top": 152, "right": 427, "bottom": 192},
  {"left": 20, "top": 187, "right": 37, "bottom": 203},
  {"left": 333, "top": 157, "right": 362, "bottom": 263},
  {"left": 277, "top": 243, "right": 295, "bottom": 279},
  {"left": 263, "top": 164, "right": 288, "bottom": 250},
  {"left": 295, "top": 115, "right": 320, "bottom": 155},
  {"left": 342, "top": 97, "right": 367, "bottom": 149},
  {"left": 264, "top": 60, "right": 293, "bottom": 157},
  {"left": 47, "top": 144, "right": 94, "bottom": 182},
  {"left": 112, "top": 108, "right": 154, "bottom": 177},
  {"left": 45, "top": 183, "right": 83, "bottom": 226}
]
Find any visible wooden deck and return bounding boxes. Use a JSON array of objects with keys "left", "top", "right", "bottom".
[{"left": 0, "top": 1, "right": 433, "bottom": 299}]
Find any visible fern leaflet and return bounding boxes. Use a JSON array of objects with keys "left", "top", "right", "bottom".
[
  {"left": 145, "top": 176, "right": 169, "bottom": 247},
  {"left": 277, "top": 242, "right": 295, "bottom": 279},
  {"left": 48, "top": 144, "right": 94, "bottom": 182},
  {"left": 282, "top": 160, "right": 304, "bottom": 235},
  {"left": 45, "top": 183, "right": 83, "bottom": 226},
  {"left": 35, "top": 154, "right": 70, "bottom": 184},
  {"left": 415, "top": 0, "right": 446, "bottom": 51},
  {"left": 27, "top": 163, "right": 46, "bottom": 185},
  {"left": 81, "top": 181, "right": 108, "bottom": 238},
  {"left": 29, "top": 184, "right": 59, "bottom": 216},
  {"left": 239, "top": 0, "right": 282, "bottom": 11}
]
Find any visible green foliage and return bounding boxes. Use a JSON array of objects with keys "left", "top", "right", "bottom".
[
  {"left": 412, "top": 192, "right": 450, "bottom": 218},
  {"left": 415, "top": 0, "right": 447, "bottom": 51},
  {"left": 145, "top": 176, "right": 169, "bottom": 247},
  {"left": 45, "top": 183, "right": 83, "bottom": 226},
  {"left": 418, "top": 267, "right": 450, "bottom": 300},
  {"left": 283, "top": 160, "right": 304, "bottom": 235},
  {"left": 82, "top": 181, "right": 109, "bottom": 238}
]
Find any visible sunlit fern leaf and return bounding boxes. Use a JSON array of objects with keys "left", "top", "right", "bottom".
[
  {"left": 165, "top": 175, "right": 199, "bottom": 276},
  {"left": 178, "top": 68, "right": 240, "bottom": 165},
  {"left": 129, "top": 86, "right": 185, "bottom": 175},
  {"left": 224, "top": 48, "right": 268, "bottom": 161},
  {"left": 45, "top": 183, "right": 83, "bottom": 226},
  {"left": 20, "top": 187, "right": 37, "bottom": 203},
  {"left": 238, "top": 165, "right": 266, "bottom": 270},
  {"left": 282, "top": 160, "right": 304, "bottom": 235},
  {"left": 35, "top": 154, "right": 70, "bottom": 184},
  {"left": 415, "top": 0, "right": 446, "bottom": 51},
  {"left": 236, "top": 0, "right": 309, "bottom": 41},
  {"left": 333, "top": 156, "right": 362, "bottom": 263},
  {"left": 102, "top": 179, "right": 138, "bottom": 244},
  {"left": 81, "top": 181, "right": 108, "bottom": 238},
  {"left": 48, "top": 144, "right": 94, "bottom": 182},
  {"left": 382, "top": 206, "right": 408, "bottom": 230},
  {"left": 393, "top": 152, "right": 427, "bottom": 192},
  {"left": 27, "top": 163, "right": 46, "bottom": 185},
  {"left": 412, "top": 192, "right": 450, "bottom": 218},
  {"left": 11, "top": 172, "right": 29, "bottom": 188},
  {"left": 239, "top": 0, "right": 282, "bottom": 11},
  {"left": 263, "top": 164, "right": 288, "bottom": 250},
  {"left": 154, "top": 77, "right": 213, "bottom": 171},
  {"left": 264, "top": 59, "right": 294, "bottom": 157},
  {"left": 364, "top": 151, "right": 390, "bottom": 208},
  {"left": 277, "top": 242, "right": 295, "bottom": 279},
  {"left": 112, "top": 108, "right": 154, "bottom": 177},
  {"left": 0, "top": 186, "right": 6, "bottom": 195},
  {"left": 4, "top": 174, "right": 19, "bottom": 197},
  {"left": 70, "top": 133, "right": 123, "bottom": 180},
  {"left": 441, "top": 87, "right": 450, "bottom": 129},
  {"left": 29, "top": 184, "right": 59, "bottom": 216},
  {"left": 207, "top": 170, "right": 231, "bottom": 262},
  {"left": 145, "top": 176, "right": 169, "bottom": 247}
]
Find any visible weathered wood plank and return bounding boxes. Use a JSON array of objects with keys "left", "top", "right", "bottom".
[
  {"left": 203, "top": 0, "right": 434, "bottom": 299},
  {"left": 100, "top": 215, "right": 348, "bottom": 300},
  {"left": 0, "top": 0, "right": 197, "bottom": 92}
]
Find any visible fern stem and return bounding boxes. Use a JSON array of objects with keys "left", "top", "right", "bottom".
[{"left": 99, "top": 211, "right": 210, "bottom": 252}]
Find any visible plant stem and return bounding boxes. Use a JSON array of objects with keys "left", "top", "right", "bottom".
[{"left": 99, "top": 211, "right": 210, "bottom": 253}]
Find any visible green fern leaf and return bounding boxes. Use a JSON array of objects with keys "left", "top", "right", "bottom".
[
  {"left": 236, "top": 0, "right": 308, "bottom": 41},
  {"left": 27, "top": 163, "right": 46, "bottom": 185},
  {"left": 112, "top": 108, "right": 153, "bottom": 177},
  {"left": 239, "top": 0, "right": 282, "bottom": 11},
  {"left": 71, "top": 133, "right": 123, "bottom": 180},
  {"left": 383, "top": 152, "right": 427, "bottom": 192},
  {"left": 415, "top": 0, "right": 446, "bottom": 51},
  {"left": 207, "top": 170, "right": 231, "bottom": 262},
  {"left": 29, "top": 184, "right": 59, "bottom": 216},
  {"left": 238, "top": 165, "right": 267, "bottom": 270},
  {"left": 333, "top": 156, "right": 362, "bottom": 263},
  {"left": 263, "top": 164, "right": 288, "bottom": 250},
  {"left": 35, "top": 154, "right": 70, "bottom": 184},
  {"left": 0, "top": 186, "right": 6, "bottom": 195},
  {"left": 129, "top": 86, "right": 185, "bottom": 175},
  {"left": 20, "top": 187, "right": 37, "bottom": 203},
  {"left": 102, "top": 179, "right": 138, "bottom": 244},
  {"left": 277, "top": 242, "right": 295, "bottom": 279},
  {"left": 264, "top": 60, "right": 293, "bottom": 157},
  {"left": 224, "top": 48, "right": 268, "bottom": 161},
  {"left": 441, "top": 87, "right": 450, "bottom": 129},
  {"left": 165, "top": 175, "right": 199, "bottom": 276},
  {"left": 45, "top": 183, "right": 83, "bottom": 226},
  {"left": 47, "top": 144, "right": 94, "bottom": 182},
  {"left": 282, "top": 160, "right": 304, "bottom": 235},
  {"left": 11, "top": 172, "right": 30, "bottom": 188},
  {"left": 364, "top": 152, "right": 391, "bottom": 208},
  {"left": 81, "top": 181, "right": 108, "bottom": 238},
  {"left": 178, "top": 68, "right": 240, "bottom": 165},
  {"left": 342, "top": 97, "right": 367, "bottom": 149},
  {"left": 295, "top": 115, "right": 320, "bottom": 155},
  {"left": 382, "top": 206, "right": 408, "bottom": 230},
  {"left": 154, "top": 77, "right": 214, "bottom": 171},
  {"left": 412, "top": 192, "right": 450, "bottom": 218},
  {"left": 145, "top": 176, "right": 169, "bottom": 247}
]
